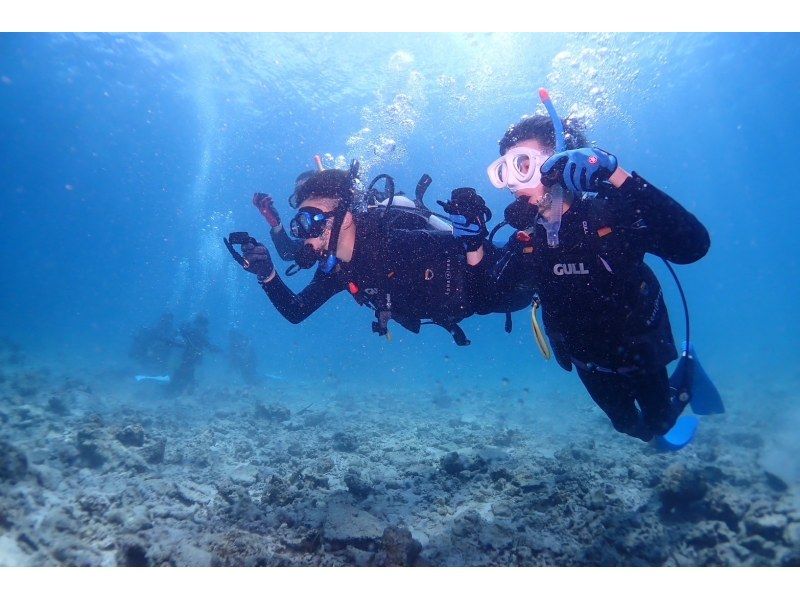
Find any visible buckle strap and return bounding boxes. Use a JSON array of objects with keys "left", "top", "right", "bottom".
[
  {"left": 371, "top": 309, "right": 392, "bottom": 336},
  {"left": 447, "top": 323, "right": 470, "bottom": 347},
  {"left": 429, "top": 319, "right": 470, "bottom": 346}
]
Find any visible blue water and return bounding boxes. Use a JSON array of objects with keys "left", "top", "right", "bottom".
[
  {"left": 4, "top": 31, "right": 800, "bottom": 567},
  {"left": 1, "top": 32, "right": 799, "bottom": 418}
]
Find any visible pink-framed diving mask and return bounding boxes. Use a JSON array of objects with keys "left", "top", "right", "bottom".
[{"left": 486, "top": 146, "right": 552, "bottom": 193}]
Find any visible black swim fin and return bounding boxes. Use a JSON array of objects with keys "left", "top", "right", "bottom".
[{"left": 670, "top": 342, "right": 725, "bottom": 416}]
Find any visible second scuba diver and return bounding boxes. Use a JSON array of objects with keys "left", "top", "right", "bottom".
[
  {"left": 226, "top": 163, "right": 496, "bottom": 346},
  {"left": 480, "top": 89, "right": 718, "bottom": 444}
]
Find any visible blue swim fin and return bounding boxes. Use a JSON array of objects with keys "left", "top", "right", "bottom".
[
  {"left": 655, "top": 415, "right": 699, "bottom": 451},
  {"left": 670, "top": 342, "right": 725, "bottom": 416},
  {"left": 135, "top": 374, "right": 171, "bottom": 383}
]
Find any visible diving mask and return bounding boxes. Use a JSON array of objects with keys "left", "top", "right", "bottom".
[
  {"left": 289, "top": 207, "right": 335, "bottom": 239},
  {"left": 486, "top": 147, "right": 552, "bottom": 192}
]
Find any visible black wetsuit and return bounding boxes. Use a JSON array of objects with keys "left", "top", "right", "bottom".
[
  {"left": 490, "top": 173, "right": 710, "bottom": 441},
  {"left": 260, "top": 209, "right": 491, "bottom": 344},
  {"left": 270, "top": 225, "right": 303, "bottom": 262},
  {"left": 167, "top": 318, "right": 218, "bottom": 396}
]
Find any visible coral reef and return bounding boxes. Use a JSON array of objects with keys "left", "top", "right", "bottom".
[{"left": 1, "top": 358, "right": 798, "bottom": 566}]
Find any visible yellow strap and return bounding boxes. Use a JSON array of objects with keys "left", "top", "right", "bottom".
[
  {"left": 530, "top": 301, "right": 552, "bottom": 360},
  {"left": 386, "top": 328, "right": 392, "bottom": 342}
]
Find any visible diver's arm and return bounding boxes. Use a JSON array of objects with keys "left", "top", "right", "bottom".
[
  {"left": 605, "top": 172, "right": 711, "bottom": 264},
  {"left": 259, "top": 268, "right": 343, "bottom": 324},
  {"left": 254, "top": 192, "right": 302, "bottom": 261},
  {"left": 470, "top": 238, "right": 535, "bottom": 315},
  {"left": 465, "top": 243, "right": 496, "bottom": 313},
  {"left": 466, "top": 245, "right": 484, "bottom": 266},
  {"left": 608, "top": 166, "right": 631, "bottom": 188},
  {"left": 270, "top": 226, "right": 304, "bottom": 261}
]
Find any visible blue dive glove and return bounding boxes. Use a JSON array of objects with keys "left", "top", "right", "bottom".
[
  {"left": 450, "top": 215, "right": 487, "bottom": 251},
  {"left": 540, "top": 148, "right": 618, "bottom": 196},
  {"left": 437, "top": 187, "right": 491, "bottom": 252}
]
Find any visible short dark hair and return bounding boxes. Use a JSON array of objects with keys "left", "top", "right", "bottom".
[
  {"left": 288, "top": 169, "right": 318, "bottom": 208},
  {"left": 498, "top": 114, "right": 588, "bottom": 155},
  {"left": 295, "top": 169, "right": 352, "bottom": 205},
  {"left": 294, "top": 170, "right": 316, "bottom": 190}
]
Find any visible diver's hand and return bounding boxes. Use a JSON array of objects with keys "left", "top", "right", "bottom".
[
  {"left": 241, "top": 241, "right": 275, "bottom": 281},
  {"left": 438, "top": 187, "right": 490, "bottom": 222},
  {"left": 450, "top": 215, "right": 487, "bottom": 251},
  {"left": 253, "top": 192, "right": 281, "bottom": 228},
  {"left": 540, "top": 148, "right": 618, "bottom": 196},
  {"left": 438, "top": 188, "right": 491, "bottom": 251}
]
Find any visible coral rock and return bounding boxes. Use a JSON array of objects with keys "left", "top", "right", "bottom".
[
  {"left": 378, "top": 525, "right": 421, "bottom": 566},
  {"left": 323, "top": 504, "right": 384, "bottom": 549},
  {"left": 658, "top": 465, "right": 708, "bottom": 512},
  {"left": 440, "top": 452, "right": 466, "bottom": 476},
  {"left": 331, "top": 431, "right": 359, "bottom": 452},
  {"left": 0, "top": 440, "right": 28, "bottom": 483},
  {"left": 139, "top": 438, "right": 166, "bottom": 464},
  {"left": 255, "top": 403, "right": 291, "bottom": 422},
  {"left": 344, "top": 470, "right": 372, "bottom": 500},
  {"left": 745, "top": 514, "right": 788, "bottom": 542},
  {"left": 115, "top": 425, "right": 145, "bottom": 448}
]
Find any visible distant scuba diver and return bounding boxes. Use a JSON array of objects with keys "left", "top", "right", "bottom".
[
  {"left": 166, "top": 313, "right": 220, "bottom": 396},
  {"left": 478, "top": 88, "right": 723, "bottom": 448},
  {"left": 129, "top": 312, "right": 181, "bottom": 371},
  {"left": 227, "top": 329, "right": 260, "bottom": 385},
  {"left": 225, "top": 161, "right": 498, "bottom": 346},
  {"left": 131, "top": 313, "right": 220, "bottom": 393}
]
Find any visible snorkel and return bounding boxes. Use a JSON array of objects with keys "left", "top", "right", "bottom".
[
  {"left": 497, "top": 88, "right": 569, "bottom": 247},
  {"left": 540, "top": 88, "right": 566, "bottom": 153},
  {"left": 536, "top": 88, "right": 568, "bottom": 248}
]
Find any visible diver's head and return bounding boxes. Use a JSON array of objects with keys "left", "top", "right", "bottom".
[
  {"left": 291, "top": 196, "right": 339, "bottom": 253},
  {"left": 289, "top": 169, "right": 356, "bottom": 257},
  {"left": 490, "top": 114, "right": 587, "bottom": 213},
  {"left": 499, "top": 114, "right": 586, "bottom": 157},
  {"left": 288, "top": 169, "right": 318, "bottom": 208}
]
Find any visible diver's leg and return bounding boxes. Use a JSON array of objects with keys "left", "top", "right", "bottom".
[
  {"left": 576, "top": 368, "right": 653, "bottom": 441},
  {"left": 167, "top": 354, "right": 194, "bottom": 395},
  {"left": 633, "top": 367, "right": 678, "bottom": 436}
]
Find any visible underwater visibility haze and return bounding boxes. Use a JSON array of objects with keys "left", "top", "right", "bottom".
[{"left": 1, "top": 32, "right": 799, "bottom": 566}]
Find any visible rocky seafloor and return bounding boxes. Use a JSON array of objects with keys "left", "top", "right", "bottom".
[{"left": 1, "top": 349, "right": 799, "bottom": 566}]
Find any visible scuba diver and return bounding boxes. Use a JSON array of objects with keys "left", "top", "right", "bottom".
[
  {"left": 483, "top": 88, "right": 723, "bottom": 447},
  {"left": 166, "top": 313, "right": 220, "bottom": 396},
  {"left": 228, "top": 329, "right": 260, "bottom": 385},
  {"left": 225, "top": 163, "right": 495, "bottom": 346},
  {"left": 129, "top": 312, "right": 181, "bottom": 371}
]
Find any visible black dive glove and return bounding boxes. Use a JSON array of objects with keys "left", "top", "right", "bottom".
[
  {"left": 241, "top": 241, "right": 275, "bottom": 281},
  {"left": 438, "top": 187, "right": 492, "bottom": 252}
]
